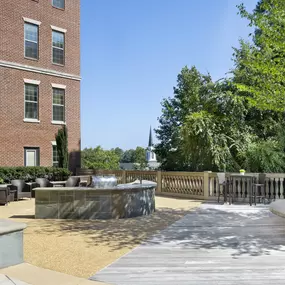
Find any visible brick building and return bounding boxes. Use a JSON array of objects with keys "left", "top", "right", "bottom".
[{"left": 0, "top": 0, "right": 81, "bottom": 172}]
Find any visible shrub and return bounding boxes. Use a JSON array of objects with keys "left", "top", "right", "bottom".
[
  {"left": 56, "top": 126, "right": 69, "bottom": 168},
  {"left": 0, "top": 167, "right": 71, "bottom": 183}
]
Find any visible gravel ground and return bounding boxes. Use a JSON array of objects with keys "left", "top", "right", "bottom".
[{"left": 0, "top": 197, "right": 201, "bottom": 278}]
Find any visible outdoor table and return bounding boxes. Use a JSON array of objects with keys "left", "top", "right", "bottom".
[
  {"left": 50, "top": 181, "right": 66, "bottom": 187},
  {"left": 229, "top": 174, "right": 256, "bottom": 206},
  {"left": 0, "top": 184, "right": 11, "bottom": 188},
  {"left": 27, "top": 182, "right": 37, "bottom": 198}
]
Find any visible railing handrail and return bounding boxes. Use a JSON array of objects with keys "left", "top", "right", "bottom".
[{"left": 76, "top": 168, "right": 285, "bottom": 201}]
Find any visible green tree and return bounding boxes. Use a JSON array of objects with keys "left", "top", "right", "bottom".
[
  {"left": 121, "top": 149, "right": 135, "bottom": 163},
  {"left": 55, "top": 126, "right": 68, "bottom": 169},
  {"left": 155, "top": 1, "right": 285, "bottom": 172},
  {"left": 155, "top": 66, "right": 213, "bottom": 170},
  {"left": 156, "top": 66, "right": 250, "bottom": 171},
  {"left": 180, "top": 80, "right": 252, "bottom": 171},
  {"left": 234, "top": 0, "right": 285, "bottom": 111},
  {"left": 134, "top": 146, "right": 147, "bottom": 169},
  {"left": 81, "top": 146, "right": 120, "bottom": 170},
  {"left": 111, "top": 147, "right": 124, "bottom": 161}
]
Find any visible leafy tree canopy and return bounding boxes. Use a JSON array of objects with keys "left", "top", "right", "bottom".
[
  {"left": 234, "top": 0, "right": 285, "bottom": 111},
  {"left": 134, "top": 146, "right": 148, "bottom": 169},
  {"left": 81, "top": 146, "right": 120, "bottom": 170},
  {"left": 155, "top": 0, "right": 285, "bottom": 172}
]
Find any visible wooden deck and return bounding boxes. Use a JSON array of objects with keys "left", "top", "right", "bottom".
[{"left": 90, "top": 203, "right": 285, "bottom": 284}]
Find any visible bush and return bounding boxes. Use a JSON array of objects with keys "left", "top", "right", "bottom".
[
  {"left": 0, "top": 167, "right": 71, "bottom": 183},
  {"left": 241, "top": 140, "right": 285, "bottom": 173}
]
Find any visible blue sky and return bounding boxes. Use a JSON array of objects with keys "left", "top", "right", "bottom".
[{"left": 81, "top": 0, "right": 257, "bottom": 150}]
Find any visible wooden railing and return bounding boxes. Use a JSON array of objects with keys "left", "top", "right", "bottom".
[{"left": 76, "top": 169, "right": 285, "bottom": 201}]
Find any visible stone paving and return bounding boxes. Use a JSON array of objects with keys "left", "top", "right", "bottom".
[
  {"left": 91, "top": 203, "right": 285, "bottom": 284},
  {"left": 0, "top": 274, "right": 30, "bottom": 285}
]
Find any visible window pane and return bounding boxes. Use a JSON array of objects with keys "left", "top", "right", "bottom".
[
  {"left": 25, "top": 41, "right": 38, "bottom": 59},
  {"left": 25, "top": 23, "right": 38, "bottom": 42},
  {"left": 52, "top": 48, "right": 64, "bottom": 65},
  {"left": 25, "top": 148, "right": 39, "bottom": 167},
  {"left": 53, "top": 162, "right": 59, "bottom": 167},
  {"left": 53, "top": 105, "right": 64, "bottom": 121},
  {"left": 25, "top": 84, "right": 38, "bottom": 119},
  {"left": 24, "top": 23, "right": 38, "bottom": 59},
  {"left": 26, "top": 150, "right": 36, "bottom": 166},
  {"left": 52, "top": 145, "right": 59, "bottom": 167},
  {"left": 25, "top": 84, "right": 38, "bottom": 102},
  {"left": 52, "top": 31, "right": 64, "bottom": 48},
  {"left": 25, "top": 102, "right": 38, "bottom": 119},
  {"left": 53, "top": 88, "right": 65, "bottom": 121},
  {"left": 52, "top": 0, "right": 64, "bottom": 9},
  {"left": 53, "top": 88, "right": 64, "bottom": 105}
]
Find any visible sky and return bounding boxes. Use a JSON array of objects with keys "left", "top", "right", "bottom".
[{"left": 80, "top": 0, "right": 258, "bottom": 151}]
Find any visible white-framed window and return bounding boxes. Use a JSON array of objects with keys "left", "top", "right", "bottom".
[
  {"left": 52, "top": 0, "right": 65, "bottom": 9},
  {"left": 52, "top": 88, "right": 65, "bottom": 122},
  {"left": 52, "top": 145, "right": 59, "bottom": 167},
  {"left": 52, "top": 30, "right": 64, "bottom": 65},
  {"left": 24, "top": 147, "right": 40, "bottom": 166},
  {"left": 24, "top": 22, "right": 39, "bottom": 59},
  {"left": 25, "top": 83, "right": 39, "bottom": 120}
]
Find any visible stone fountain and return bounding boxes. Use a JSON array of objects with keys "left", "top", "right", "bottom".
[{"left": 34, "top": 176, "right": 156, "bottom": 220}]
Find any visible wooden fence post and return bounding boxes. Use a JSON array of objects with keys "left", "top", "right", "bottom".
[
  {"left": 157, "top": 171, "right": 162, "bottom": 193},
  {"left": 203, "top": 171, "right": 211, "bottom": 199},
  {"left": 122, "top": 170, "right": 126, "bottom": 184}
]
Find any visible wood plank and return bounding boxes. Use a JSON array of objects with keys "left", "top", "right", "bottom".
[{"left": 90, "top": 203, "right": 285, "bottom": 284}]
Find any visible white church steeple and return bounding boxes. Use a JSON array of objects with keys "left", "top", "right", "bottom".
[{"left": 146, "top": 126, "right": 157, "bottom": 163}]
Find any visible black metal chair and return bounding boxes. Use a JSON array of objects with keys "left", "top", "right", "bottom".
[
  {"left": 217, "top": 173, "right": 233, "bottom": 204},
  {"left": 10, "top": 180, "right": 31, "bottom": 201},
  {"left": 252, "top": 173, "right": 266, "bottom": 205},
  {"left": 35, "top": 178, "right": 53, "bottom": 188},
  {"left": 0, "top": 187, "right": 9, "bottom": 205}
]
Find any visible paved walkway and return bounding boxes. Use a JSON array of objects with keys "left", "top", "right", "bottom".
[{"left": 90, "top": 203, "right": 285, "bottom": 284}]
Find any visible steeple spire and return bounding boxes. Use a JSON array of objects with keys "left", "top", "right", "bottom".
[{"left": 148, "top": 126, "right": 153, "bottom": 147}]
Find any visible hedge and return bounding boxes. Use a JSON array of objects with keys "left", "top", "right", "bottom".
[{"left": 0, "top": 167, "right": 72, "bottom": 183}]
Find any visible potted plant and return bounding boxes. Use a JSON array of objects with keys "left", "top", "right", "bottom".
[{"left": 239, "top": 169, "right": 246, "bottom": 175}]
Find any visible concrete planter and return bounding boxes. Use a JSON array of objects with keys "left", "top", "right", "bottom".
[{"left": 0, "top": 220, "right": 26, "bottom": 268}]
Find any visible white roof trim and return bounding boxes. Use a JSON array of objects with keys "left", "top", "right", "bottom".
[
  {"left": 51, "top": 25, "right": 67, "bottom": 33},
  {"left": 51, "top": 141, "right": 57, "bottom": 146},
  {"left": 23, "top": 17, "right": 41, "bottom": 26},
  {"left": 24, "top": 79, "right": 41, "bottom": 85},
  {"left": 51, "top": 83, "right": 66, "bottom": 89}
]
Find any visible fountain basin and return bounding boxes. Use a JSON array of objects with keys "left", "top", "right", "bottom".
[
  {"left": 91, "top": 175, "right": 118, "bottom": 188},
  {"left": 34, "top": 184, "right": 156, "bottom": 219}
]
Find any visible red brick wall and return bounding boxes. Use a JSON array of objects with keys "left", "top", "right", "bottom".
[
  {"left": 0, "top": 0, "right": 81, "bottom": 170},
  {"left": 0, "top": 0, "right": 80, "bottom": 75},
  {"left": 0, "top": 68, "right": 81, "bottom": 167}
]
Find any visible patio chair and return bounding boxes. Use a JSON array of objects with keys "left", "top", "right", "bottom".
[
  {"left": 8, "top": 185, "right": 16, "bottom": 202},
  {"left": 0, "top": 187, "right": 9, "bottom": 205},
  {"left": 65, "top": 176, "right": 80, "bottom": 187},
  {"left": 252, "top": 173, "right": 266, "bottom": 205},
  {"left": 217, "top": 173, "right": 232, "bottom": 204},
  {"left": 10, "top": 180, "right": 32, "bottom": 201},
  {"left": 35, "top": 178, "right": 53, "bottom": 188}
]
